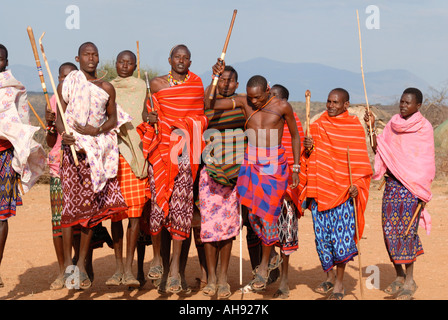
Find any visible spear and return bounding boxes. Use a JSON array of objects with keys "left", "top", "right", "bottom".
[
  {"left": 39, "top": 32, "right": 79, "bottom": 166},
  {"left": 356, "top": 10, "right": 374, "bottom": 147},
  {"left": 209, "top": 9, "right": 237, "bottom": 99},
  {"left": 347, "top": 146, "right": 364, "bottom": 299}
]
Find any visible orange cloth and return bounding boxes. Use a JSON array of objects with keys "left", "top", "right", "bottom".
[
  {"left": 112, "top": 154, "right": 149, "bottom": 222},
  {"left": 137, "top": 72, "right": 208, "bottom": 217},
  {"left": 299, "top": 111, "right": 372, "bottom": 240},
  {"left": 281, "top": 112, "right": 305, "bottom": 213}
]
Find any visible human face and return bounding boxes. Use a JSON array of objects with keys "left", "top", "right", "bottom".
[
  {"left": 58, "top": 66, "right": 76, "bottom": 83},
  {"left": 76, "top": 44, "right": 99, "bottom": 75},
  {"left": 246, "top": 86, "right": 270, "bottom": 109},
  {"left": 326, "top": 91, "right": 349, "bottom": 117},
  {"left": 218, "top": 70, "right": 238, "bottom": 97},
  {"left": 0, "top": 48, "right": 8, "bottom": 73},
  {"left": 399, "top": 93, "right": 421, "bottom": 119},
  {"left": 169, "top": 47, "right": 191, "bottom": 76},
  {"left": 116, "top": 52, "right": 136, "bottom": 78}
]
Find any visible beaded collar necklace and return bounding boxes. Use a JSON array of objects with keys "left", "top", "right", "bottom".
[{"left": 168, "top": 71, "right": 189, "bottom": 86}]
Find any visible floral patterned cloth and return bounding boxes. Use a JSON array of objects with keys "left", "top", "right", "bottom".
[
  {"left": 47, "top": 94, "right": 62, "bottom": 177},
  {"left": 199, "top": 167, "right": 240, "bottom": 242},
  {"left": 0, "top": 70, "right": 46, "bottom": 193},
  {"left": 61, "top": 70, "right": 132, "bottom": 193}
]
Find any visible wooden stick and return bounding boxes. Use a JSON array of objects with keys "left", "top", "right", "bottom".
[
  {"left": 305, "top": 90, "right": 311, "bottom": 137},
  {"left": 26, "top": 26, "right": 52, "bottom": 113},
  {"left": 136, "top": 41, "right": 141, "bottom": 79},
  {"left": 39, "top": 32, "right": 79, "bottom": 166},
  {"left": 144, "top": 72, "right": 158, "bottom": 134},
  {"left": 347, "top": 146, "right": 364, "bottom": 300},
  {"left": 377, "top": 177, "right": 386, "bottom": 190},
  {"left": 404, "top": 202, "right": 424, "bottom": 236},
  {"left": 17, "top": 176, "right": 25, "bottom": 195},
  {"left": 356, "top": 10, "right": 374, "bottom": 147},
  {"left": 209, "top": 9, "right": 237, "bottom": 100},
  {"left": 239, "top": 204, "right": 243, "bottom": 287},
  {"left": 27, "top": 101, "right": 46, "bottom": 130}
]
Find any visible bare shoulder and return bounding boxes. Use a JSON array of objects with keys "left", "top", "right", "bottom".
[
  {"left": 150, "top": 75, "right": 169, "bottom": 93},
  {"left": 99, "top": 81, "right": 116, "bottom": 97}
]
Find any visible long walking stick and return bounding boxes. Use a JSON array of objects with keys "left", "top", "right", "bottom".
[
  {"left": 305, "top": 90, "right": 311, "bottom": 137},
  {"left": 144, "top": 72, "right": 158, "bottom": 134},
  {"left": 356, "top": 10, "right": 374, "bottom": 147},
  {"left": 26, "top": 26, "right": 52, "bottom": 113},
  {"left": 239, "top": 204, "right": 243, "bottom": 287},
  {"left": 209, "top": 9, "right": 238, "bottom": 100},
  {"left": 136, "top": 41, "right": 141, "bottom": 79},
  {"left": 347, "top": 146, "right": 364, "bottom": 299},
  {"left": 39, "top": 32, "right": 78, "bottom": 166},
  {"left": 27, "top": 101, "right": 46, "bottom": 130}
]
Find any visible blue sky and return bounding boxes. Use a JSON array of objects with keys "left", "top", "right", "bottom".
[{"left": 2, "top": 0, "right": 448, "bottom": 89}]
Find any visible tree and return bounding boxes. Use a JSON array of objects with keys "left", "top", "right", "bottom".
[{"left": 97, "top": 60, "right": 159, "bottom": 82}]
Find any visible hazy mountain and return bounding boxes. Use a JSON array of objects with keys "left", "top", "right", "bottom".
[
  {"left": 9, "top": 60, "right": 62, "bottom": 94},
  {"left": 12, "top": 57, "right": 431, "bottom": 105},
  {"left": 200, "top": 57, "right": 431, "bottom": 104}
]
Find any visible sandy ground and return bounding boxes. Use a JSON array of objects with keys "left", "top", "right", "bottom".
[{"left": 0, "top": 179, "right": 447, "bottom": 303}]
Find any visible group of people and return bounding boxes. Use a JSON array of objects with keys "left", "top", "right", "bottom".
[{"left": 0, "top": 41, "right": 435, "bottom": 300}]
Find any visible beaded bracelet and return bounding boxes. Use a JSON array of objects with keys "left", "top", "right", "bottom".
[
  {"left": 46, "top": 125, "right": 56, "bottom": 134},
  {"left": 212, "top": 74, "right": 221, "bottom": 79},
  {"left": 292, "top": 164, "right": 300, "bottom": 173},
  {"left": 231, "top": 98, "right": 236, "bottom": 110},
  {"left": 367, "top": 126, "right": 377, "bottom": 135}
]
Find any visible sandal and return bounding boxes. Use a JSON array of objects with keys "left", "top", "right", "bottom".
[
  {"left": 250, "top": 271, "right": 269, "bottom": 291},
  {"left": 123, "top": 273, "right": 140, "bottom": 288},
  {"left": 179, "top": 277, "right": 192, "bottom": 295},
  {"left": 384, "top": 280, "right": 405, "bottom": 295},
  {"left": 217, "top": 283, "right": 231, "bottom": 299},
  {"left": 273, "top": 288, "right": 290, "bottom": 299},
  {"left": 147, "top": 264, "right": 163, "bottom": 280},
  {"left": 314, "top": 281, "right": 334, "bottom": 294},
  {"left": 203, "top": 282, "right": 217, "bottom": 297},
  {"left": 167, "top": 274, "right": 182, "bottom": 294},
  {"left": 79, "top": 271, "right": 92, "bottom": 290},
  {"left": 268, "top": 254, "right": 283, "bottom": 271},
  {"left": 50, "top": 276, "right": 65, "bottom": 290},
  {"left": 105, "top": 272, "right": 123, "bottom": 286},
  {"left": 397, "top": 282, "right": 418, "bottom": 300},
  {"left": 327, "top": 290, "right": 345, "bottom": 300}
]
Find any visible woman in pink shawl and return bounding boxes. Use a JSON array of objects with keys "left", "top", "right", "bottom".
[{"left": 365, "top": 88, "right": 435, "bottom": 300}]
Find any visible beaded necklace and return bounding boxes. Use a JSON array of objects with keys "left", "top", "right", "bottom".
[{"left": 168, "top": 71, "right": 189, "bottom": 86}]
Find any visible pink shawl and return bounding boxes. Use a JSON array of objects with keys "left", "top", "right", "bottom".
[{"left": 373, "top": 111, "right": 435, "bottom": 234}]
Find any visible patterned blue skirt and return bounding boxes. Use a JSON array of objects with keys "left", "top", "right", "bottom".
[
  {"left": 382, "top": 176, "right": 423, "bottom": 264},
  {"left": 311, "top": 198, "right": 358, "bottom": 272}
]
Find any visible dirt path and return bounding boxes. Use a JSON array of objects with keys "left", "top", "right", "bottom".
[{"left": 1, "top": 179, "right": 447, "bottom": 301}]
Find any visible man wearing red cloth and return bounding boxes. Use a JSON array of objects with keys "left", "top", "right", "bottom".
[
  {"left": 138, "top": 44, "right": 208, "bottom": 294},
  {"left": 300, "top": 88, "right": 372, "bottom": 300}
]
